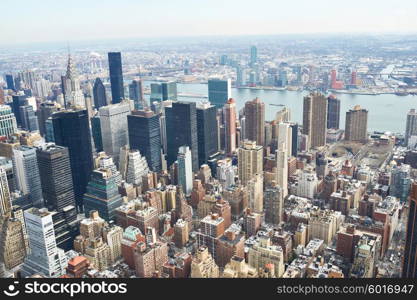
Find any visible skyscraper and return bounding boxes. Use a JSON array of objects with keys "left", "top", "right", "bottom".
[
  {"left": 290, "top": 123, "right": 298, "bottom": 157},
  {"left": 403, "top": 181, "right": 417, "bottom": 278},
  {"left": 99, "top": 101, "right": 131, "bottom": 164},
  {"left": 93, "top": 77, "right": 107, "bottom": 109},
  {"left": 11, "top": 94, "right": 27, "bottom": 126},
  {"left": 345, "top": 105, "right": 368, "bottom": 142},
  {"left": 19, "top": 105, "right": 39, "bottom": 132},
  {"left": 0, "top": 167, "right": 11, "bottom": 217},
  {"left": 303, "top": 92, "right": 327, "bottom": 149},
  {"left": 108, "top": 52, "right": 124, "bottom": 104},
  {"left": 327, "top": 95, "right": 340, "bottom": 129},
  {"left": 21, "top": 208, "right": 68, "bottom": 278},
  {"left": 5, "top": 74, "right": 15, "bottom": 91},
  {"left": 238, "top": 140, "right": 263, "bottom": 185},
  {"left": 276, "top": 144, "right": 288, "bottom": 198},
  {"left": 128, "top": 109, "right": 162, "bottom": 172},
  {"left": 177, "top": 146, "right": 193, "bottom": 196},
  {"left": 52, "top": 109, "right": 94, "bottom": 210},
  {"left": 264, "top": 182, "right": 284, "bottom": 225},
  {"left": 62, "top": 54, "right": 84, "bottom": 108},
  {"left": 37, "top": 101, "right": 61, "bottom": 137},
  {"left": 161, "top": 81, "right": 177, "bottom": 101},
  {"left": 12, "top": 146, "right": 44, "bottom": 208},
  {"left": 196, "top": 101, "right": 219, "bottom": 167},
  {"left": 390, "top": 164, "right": 411, "bottom": 203},
  {"left": 166, "top": 102, "right": 199, "bottom": 171},
  {"left": 36, "top": 144, "right": 76, "bottom": 212},
  {"left": 405, "top": 109, "right": 417, "bottom": 147},
  {"left": 208, "top": 78, "right": 231, "bottom": 109},
  {"left": 223, "top": 98, "right": 237, "bottom": 156},
  {"left": 245, "top": 97, "right": 265, "bottom": 146},
  {"left": 83, "top": 168, "right": 124, "bottom": 221},
  {"left": 129, "top": 79, "right": 145, "bottom": 110},
  {"left": 0, "top": 105, "right": 17, "bottom": 137},
  {"left": 250, "top": 45, "right": 257, "bottom": 66}
]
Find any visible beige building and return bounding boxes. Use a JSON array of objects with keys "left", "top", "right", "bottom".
[
  {"left": 248, "top": 236, "right": 285, "bottom": 277},
  {"left": 238, "top": 140, "right": 263, "bottom": 185},
  {"left": 345, "top": 105, "right": 368, "bottom": 142},
  {"left": 245, "top": 97, "right": 265, "bottom": 146},
  {"left": 303, "top": 92, "right": 327, "bottom": 149},
  {"left": 222, "top": 256, "right": 258, "bottom": 278},
  {"left": 190, "top": 246, "right": 219, "bottom": 278},
  {"left": 308, "top": 208, "right": 343, "bottom": 245}
]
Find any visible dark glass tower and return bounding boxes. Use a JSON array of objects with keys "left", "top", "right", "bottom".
[
  {"left": 91, "top": 115, "right": 103, "bottom": 152},
  {"left": 327, "top": 95, "right": 340, "bottom": 129},
  {"left": 36, "top": 144, "right": 76, "bottom": 212},
  {"left": 19, "top": 105, "right": 38, "bottom": 132},
  {"left": 403, "top": 181, "right": 417, "bottom": 278},
  {"left": 196, "top": 102, "right": 219, "bottom": 167},
  {"left": 127, "top": 110, "right": 162, "bottom": 172},
  {"left": 93, "top": 77, "right": 107, "bottom": 109},
  {"left": 83, "top": 169, "right": 123, "bottom": 221},
  {"left": 166, "top": 102, "right": 199, "bottom": 171},
  {"left": 11, "top": 94, "right": 27, "bottom": 126},
  {"left": 161, "top": 81, "right": 177, "bottom": 101},
  {"left": 108, "top": 52, "right": 124, "bottom": 104},
  {"left": 5, "top": 74, "right": 15, "bottom": 91},
  {"left": 290, "top": 123, "right": 298, "bottom": 157},
  {"left": 52, "top": 109, "right": 94, "bottom": 211},
  {"left": 129, "top": 79, "right": 145, "bottom": 110}
]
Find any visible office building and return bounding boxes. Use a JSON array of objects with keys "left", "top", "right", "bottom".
[
  {"left": 37, "top": 102, "right": 61, "bottom": 137},
  {"left": 99, "top": 101, "right": 131, "bottom": 164},
  {"left": 128, "top": 109, "right": 162, "bottom": 172},
  {"left": 390, "top": 164, "right": 411, "bottom": 203},
  {"left": 129, "top": 79, "right": 145, "bottom": 110},
  {"left": 12, "top": 146, "right": 43, "bottom": 208},
  {"left": 264, "top": 182, "right": 284, "bottom": 225},
  {"left": 196, "top": 101, "right": 219, "bottom": 166},
  {"left": 52, "top": 109, "right": 94, "bottom": 210},
  {"left": 238, "top": 140, "right": 263, "bottom": 185},
  {"left": 245, "top": 97, "right": 265, "bottom": 146},
  {"left": 93, "top": 78, "right": 107, "bottom": 109},
  {"left": 345, "top": 105, "right": 368, "bottom": 142},
  {"left": 208, "top": 78, "right": 231, "bottom": 108},
  {"left": 177, "top": 146, "right": 193, "bottom": 196},
  {"left": 36, "top": 144, "right": 75, "bottom": 211},
  {"left": 21, "top": 208, "right": 68, "bottom": 278},
  {"left": 327, "top": 95, "right": 340, "bottom": 129},
  {"left": 403, "top": 182, "right": 417, "bottom": 277},
  {"left": 0, "top": 105, "right": 17, "bottom": 137},
  {"left": 11, "top": 94, "right": 27, "bottom": 126},
  {"left": 108, "top": 52, "right": 124, "bottom": 103},
  {"left": 166, "top": 102, "right": 199, "bottom": 171},
  {"left": 250, "top": 45, "right": 257, "bottom": 66},
  {"left": 223, "top": 98, "right": 237, "bottom": 155},
  {"left": 303, "top": 92, "right": 327, "bottom": 149},
  {"left": 83, "top": 168, "right": 124, "bottom": 222},
  {"left": 19, "top": 105, "right": 38, "bottom": 132}
]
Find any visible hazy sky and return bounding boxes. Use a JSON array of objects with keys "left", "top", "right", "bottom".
[{"left": 2, "top": 0, "right": 417, "bottom": 45}]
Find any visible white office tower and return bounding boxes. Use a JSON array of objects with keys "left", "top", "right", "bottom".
[
  {"left": 62, "top": 54, "right": 85, "bottom": 108},
  {"left": 0, "top": 105, "right": 17, "bottom": 138},
  {"left": 95, "top": 152, "right": 122, "bottom": 185},
  {"left": 248, "top": 173, "right": 263, "bottom": 214},
  {"left": 296, "top": 169, "right": 318, "bottom": 199},
  {"left": 12, "top": 146, "right": 44, "bottom": 208},
  {"left": 0, "top": 167, "right": 11, "bottom": 217},
  {"left": 277, "top": 123, "right": 292, "bottom": 158},
  {"left": 99, "top": 101, "right": 131, "bottom": 164},
  {"left": 275, "top": 143, "right": 288, "bottom": 198},
  {"left": 216, "top": 158, "right": 235, "bottom": 189},
  {"left": 177, "top": 146, "right": 193, "bottom": 195},
  {"left": 21, "top": 208, "right": 67, "bottom": 278},
  {"left": 406, "top": 109, "right": 417, "bottom": 147},
  {"left": 126, "top": 150, "right": 149, "bottom": 186}
]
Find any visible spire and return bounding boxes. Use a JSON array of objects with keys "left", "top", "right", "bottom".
[{"left": 66, "top": 53, "right": 77, "bottom": 79}]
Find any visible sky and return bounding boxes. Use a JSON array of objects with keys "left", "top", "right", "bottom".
[{"left": 1, "top": 0, "right": 417, "bottom": 45}]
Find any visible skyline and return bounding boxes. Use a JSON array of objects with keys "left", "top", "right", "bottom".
[{"left": 2, "top": 0, "right": 417, "bottom": 45}]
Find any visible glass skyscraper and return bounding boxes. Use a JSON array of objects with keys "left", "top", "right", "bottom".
[
  {"left": 208, "top": 78, "right": 231, "bottom": 109},
  {"left": 52, "top": 109, "right": 94, "bottom": 211},
  {"left": 108, "top": 52, "right": 124, "bottom": 104}
]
